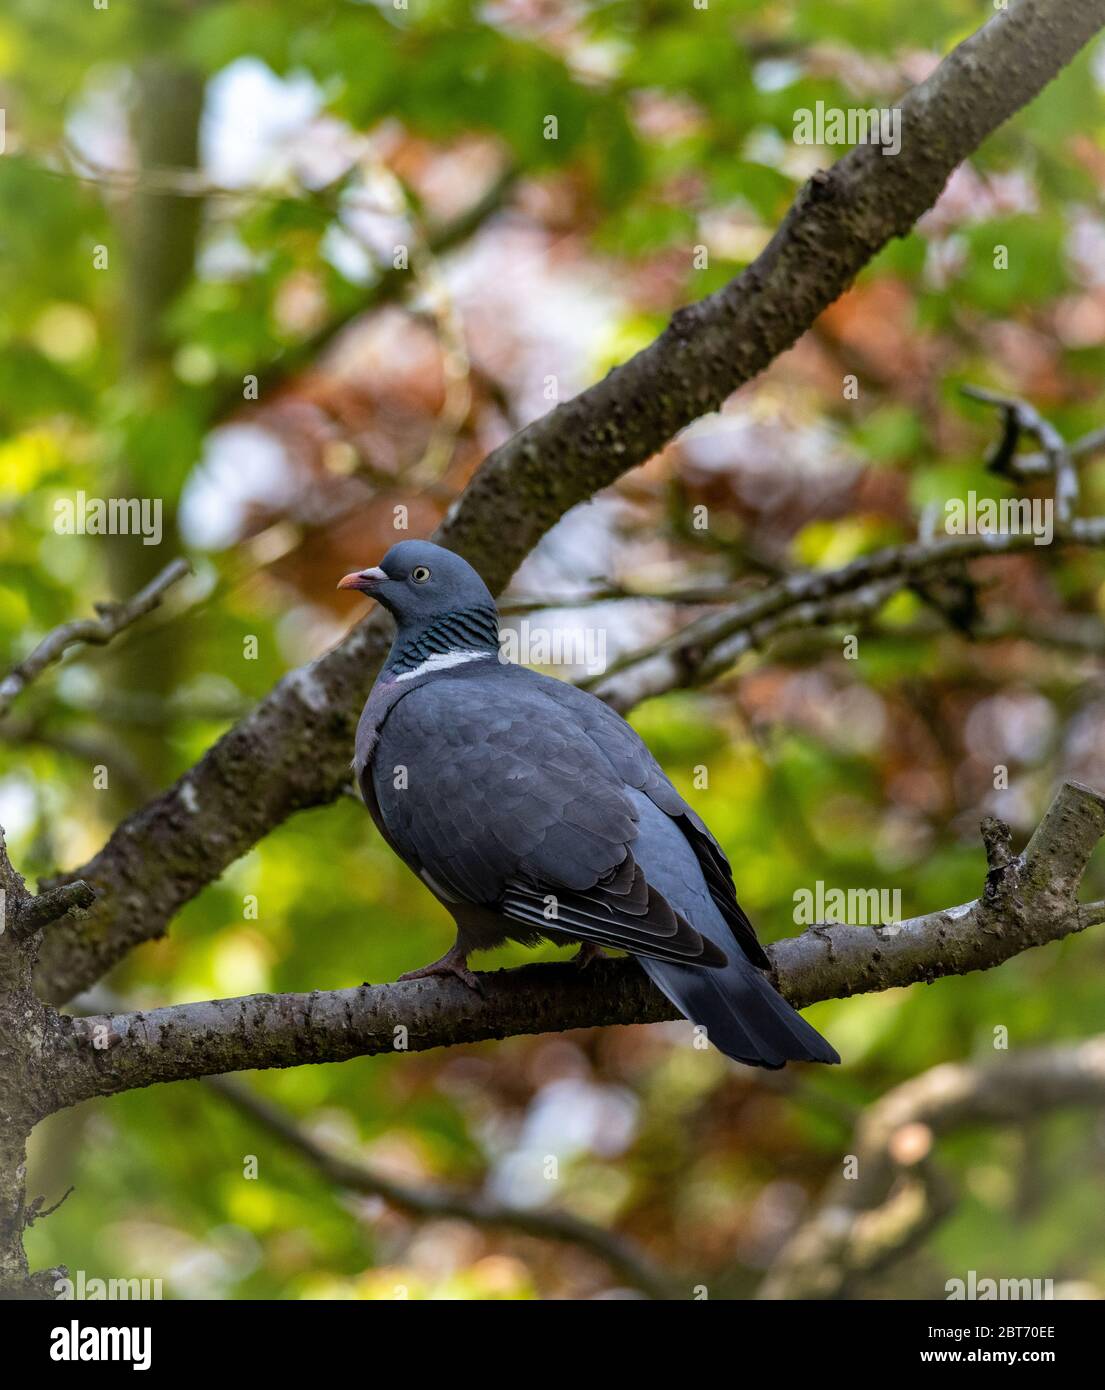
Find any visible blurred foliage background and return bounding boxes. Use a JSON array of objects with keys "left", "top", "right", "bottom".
[{"left": 2, "top": 0, "right": 1105, "bottom": 1298}]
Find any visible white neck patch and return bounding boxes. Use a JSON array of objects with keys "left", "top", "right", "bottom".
[{"left": 393, "top": 650, "right": 496, "bottom": 682}]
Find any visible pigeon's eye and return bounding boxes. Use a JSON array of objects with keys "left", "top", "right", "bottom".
[{"left": 411, "top": 565, "right": 431, "bottom": 584}]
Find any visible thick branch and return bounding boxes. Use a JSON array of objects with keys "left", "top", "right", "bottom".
[
  {"left": 37, "top": 0, "right": 1105, "bottom": 1004},
  {"left": 439, "top": 0, "right": 1105, "bottom": 592},
  {"left": 47, "top": 783, "right": 1105, "bottom": 1108},
  {"left": 0, "top": 832, "right": 90, "bottom": 1295}
]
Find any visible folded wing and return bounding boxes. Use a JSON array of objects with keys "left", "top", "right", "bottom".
[{"left": 369, "top": 670, "right": 727, "bottom": 968}]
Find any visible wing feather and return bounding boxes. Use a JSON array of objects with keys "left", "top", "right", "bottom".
[{"left": 533, "top": 676, "right": 771, "bottom": 968}]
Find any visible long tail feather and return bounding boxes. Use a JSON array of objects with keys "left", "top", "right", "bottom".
[{"left": 638, "top": 952, "right": 839, "bottom": 1069}]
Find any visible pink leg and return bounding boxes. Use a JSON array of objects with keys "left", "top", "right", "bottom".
[
  {"left": 573, "top": 941, "right": 607, "bottom": 969},
  {"left": 399, "top": 941, "right": 482, "bottom": 993}
]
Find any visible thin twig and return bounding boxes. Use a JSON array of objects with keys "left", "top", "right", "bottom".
[
  {"left": 205, "top": 1074, "right": 679, "bottom": 1299},
  {"left": 0, "top": 559, "right": 192, "bottom": 720},
  {"left": 499, "top": 582, "right": 757, "bottom": 614},
  {"left": 22, "top": 1186, "right": 75, "bottom": 1230},
  {"left": 961, "top": 384, "right": 1079, "bottom": 521},
  {"left": 590, "top": 520, "right": 1105, "bottom": 713}
]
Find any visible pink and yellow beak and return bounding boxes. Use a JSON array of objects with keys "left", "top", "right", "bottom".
[{"left": 337, "top": 566, "right": 387, "bottom": 593}]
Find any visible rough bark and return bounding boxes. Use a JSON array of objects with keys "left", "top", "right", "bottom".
[
  {"left": 442, "top": 1, "right": 1105, "bottom": 594},
  {"left": 0, "top": 836, "right": 91, "bottom": 1297},
  {"left": 36, "top": 0, "right": 1105, "bottom": 1005}
]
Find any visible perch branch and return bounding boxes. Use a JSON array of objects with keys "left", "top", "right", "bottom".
[{"left": 47, "top": 782, "right": 1105, "bottom": 1107}]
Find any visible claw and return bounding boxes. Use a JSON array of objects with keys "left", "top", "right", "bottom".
[
  {"left": 399, "top": 945, "right": 483, "bottom": 994},
  {"left": 573, "top": 941, "right": 607, "bottom": 970}
]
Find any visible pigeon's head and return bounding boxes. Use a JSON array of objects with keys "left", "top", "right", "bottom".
[{"left": 337, "top": 540, "right": 496, "bottom": 628}]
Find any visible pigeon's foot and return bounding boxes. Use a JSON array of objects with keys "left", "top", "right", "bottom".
[
  {"left": 399, "top": 945, "right": 483, "bottom": 994},
  {"left": 573, "top": 941, "right": 607, "bottom": 970}
]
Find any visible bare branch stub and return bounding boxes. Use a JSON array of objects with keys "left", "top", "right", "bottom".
[
  {"left": 776, "top": 780, "right": 1105, "bottom": 1010},
  {"left": 12, "top": 882, "right": 96, "bottom": 943},
  {"left": 0, "top": 825, "right": 96, "bottom": 943},
  {"left": 962, "top": 384, "right": 1079, "bottom": 521}
]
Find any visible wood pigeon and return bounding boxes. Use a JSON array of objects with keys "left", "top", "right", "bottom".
[{"left": 340, "top": 540, "right": 838, "bottom": 1069}]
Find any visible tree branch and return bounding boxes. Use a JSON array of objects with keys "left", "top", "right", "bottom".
[
  {"left": 206, "top": 1075, "right": 678, "bottom": 1299},
  {"left": 962, "top": 384, "right": 1079, "bottom": 518},
  {"left": 207, "top": 164, "right": 517, "bottom": 421},
  {"left": 590, "top": 518, "right": 1105, "bottom": 712},
  {"left": 1021, "top": 422, "right": 1105, "bottom": 473},
  {"left": 586, "top": 389, "right": 1105, "bottom": 709},
  {"left": 0, "top": 559, "right": 192, "bottom": 721},
  {"left": 47, "top": 782, "right": 1105, "bottom": 1107},
  {"left": 757, "top": 1034, "right": 1105, "bottom": 1299},
  {"left": 0, "top": 828, "right": 95, "bottom": 944},
  {"left": 10, "top": 884, "right": 96, "bottom": 944},
  {"left": 437, "top": 0, "right": 1105, "bottom": 594},
  {"left": 36, "top": 0, "right": 1105, "bottom": 1004}
]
